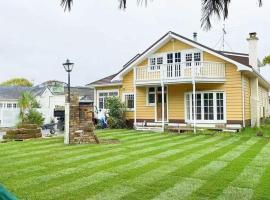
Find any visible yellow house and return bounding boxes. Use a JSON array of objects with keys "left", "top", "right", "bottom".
[{"left": 88, "top": 31, "right": 270, "bottom": 131}]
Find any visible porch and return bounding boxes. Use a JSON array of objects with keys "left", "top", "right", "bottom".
[{"left": 132, "top": 84, "right": 243, "bottom": 132}]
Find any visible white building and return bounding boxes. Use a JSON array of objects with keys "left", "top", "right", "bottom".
[
  {"left": 0, "top": 81, "right": 94, "bottom": 128},
  {"left": 0, "top": 86, "right": 29, "bottom": 127}
]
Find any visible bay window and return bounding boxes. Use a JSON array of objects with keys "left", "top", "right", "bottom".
[{"left": 185, "top": 92, "right": 225, "bottom": 123}]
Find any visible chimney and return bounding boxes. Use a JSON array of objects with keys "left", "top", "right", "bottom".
[
  {"left": 247, "top": 32, "right": 259, "bottom": 70},
  {"left": 193, "top": 32, "right": 198, "bottom": 42}
]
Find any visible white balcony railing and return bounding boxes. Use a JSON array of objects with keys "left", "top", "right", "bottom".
[{"left": 135, "top": 61, "right": 225, "bottom": 83}]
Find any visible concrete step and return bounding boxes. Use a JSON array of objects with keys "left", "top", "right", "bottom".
[{"left": 135, "top": 126, "right": 163, "bottom": 132}]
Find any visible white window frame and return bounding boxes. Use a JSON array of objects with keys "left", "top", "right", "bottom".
[
  {"left": 146, "top": 87, "right": 156, "bottom": 106},
  {"left": 122, "top": 93, "right": 135, "bottom": 111},
  {"left": 97, "top": 90, "right": 119, "bottom": 110},
  {"left": 184, "top": 91, "right": 226, "bottom": 124}
]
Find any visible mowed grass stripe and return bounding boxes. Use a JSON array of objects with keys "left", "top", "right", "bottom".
[
  {"left": 0, "top": 130, "right": 151, "bottom": 157},
  {"left": 0, "top": 132, "right": 173, "bottom": 168},
  {"left": 218, "top": 142, "right": 270, "bottom": 200},
  {"left": 1, "top": 134, "right": 192, "bottom": 180},
  {"left": 16, "top": 134, "right": 209, "bottom": 195},
  {"left": 11, "top": 135, "right": 202, "bottom": 189},
  {"left": 117, "top": 137, "right": 248, "bottom": 200},
  {"left": 152, "top": 137, "right": 257, "bottom": 200},
  {"left": 29, "top": 138, "right": 224, "bottom": 198},
  {"left": 0, "top": 137, "right": 64, "bottom": 151},
  {"left": 188, "top": 138, "right": 267, "bottom": 199},
  {"left": 253, "top": 160, "right": 270, "bottom": 199},
  {"left": 63, "top": 136, "right": 236, "bottom": 199}
]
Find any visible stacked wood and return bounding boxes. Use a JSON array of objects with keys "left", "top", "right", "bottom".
[{"left": 4, "top": 124, "right": 42, "bottom": 140}]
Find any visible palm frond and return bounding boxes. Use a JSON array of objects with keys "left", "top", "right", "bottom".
[
  {"left": 119, "top": 0, "right": 127, "bottom": 9},
  {"left": 61, "top": 0, "right": 73, "bottom": 11},
  {"left": 201, "top": 0, "right": 263, "bottom": 30}
]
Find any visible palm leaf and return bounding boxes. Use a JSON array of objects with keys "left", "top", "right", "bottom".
[
  {"left": 61, "top": 0, "right": 73, "bottom": 11},
  {"left": 61, "top": 0, "right": 263, "bottom": 30}
]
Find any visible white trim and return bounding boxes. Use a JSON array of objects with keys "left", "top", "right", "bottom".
[
  {"left": 90, "top": 83, "right": 122, "bottom": 87},
  {"left": 155, "top": 86, "right": 169, "bottom": 123},
  {"left": 97, "top": 89, "right": 119, "bottom": 110},
  {"left": 112, "top": 32, "right": 252, "bottom": 82},
  {"left": 184, "top": 91, "right": 227, "bottom": 124},
  {"left": 134, "top": 68, "right": 137, "bottom": 126},
  {"left": 241, "top": 74, "right": 246, "bottom": 127},
  {"left": 146, "top": 86, "right": 156, "bottom": 106}
]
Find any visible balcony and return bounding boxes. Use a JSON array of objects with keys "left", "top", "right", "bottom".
[{"left": 135, "top": 61, "right": 226, "bottom": 84}]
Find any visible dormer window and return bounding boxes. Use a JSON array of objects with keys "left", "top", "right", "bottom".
[
  {"left": 194, "top": 52, "right": 201, "bottom": 61},
  {"left": 167, "top": 53, "right": 173, "bottom": 64},
  {"left": 175, "top": 52, "right": 181, "bottom": 63},
  {"left": 186, "top": 53, "right": 192, "bottom": 62}
]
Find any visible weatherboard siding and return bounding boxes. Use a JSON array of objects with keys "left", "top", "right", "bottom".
[{"left": 95, "top": 39, "right": 250, "bottom": 124}]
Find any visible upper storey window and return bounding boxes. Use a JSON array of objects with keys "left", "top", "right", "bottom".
[{"left": 175, "top": 52, "right": 181, "bottom": 63}]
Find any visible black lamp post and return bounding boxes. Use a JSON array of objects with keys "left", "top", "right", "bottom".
[{"left": 63, "top": 59, "right": 74, "bottom": 103}]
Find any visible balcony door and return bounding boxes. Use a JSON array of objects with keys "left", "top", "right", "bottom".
[{"left": 156, "top": 87, "right": 167, "bottom": 122}]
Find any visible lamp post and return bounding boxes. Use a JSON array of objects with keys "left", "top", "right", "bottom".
[{"left": 63, "top": 59, "right": 74, "bottom": 103}]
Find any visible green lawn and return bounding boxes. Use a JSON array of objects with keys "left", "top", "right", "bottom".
[{"left": 1, "top": 129, "right": 270, "bottom": 200}]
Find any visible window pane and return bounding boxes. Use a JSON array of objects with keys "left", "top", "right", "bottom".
[
  {"left": 149, "top": 87, "right": 155, "bottom": 92},
  {"left": 186, "top": 53, "right": 192, "bottom": 62},
  {"left": 204, "top": 93, "right": 214, "bottom": 121},
  {"left": 194, "top": 53, "right": 201, "bottom": 61},
  {"left": 150, "top": 58, "right": 156, "bottom": 65},
  {"left": 148, "top": 94, "right": 155, "bottom": 104},
  {"left": 125, "top": 94, "right": 134, "bottom": 109},
  {"left": 216, "top": 92, "right": 224, "bottom": 120},
  {"left": 175, "top": 52, "right": 181, "bottom": 63},
  {"left": 157, "top": 57, "right": 163, "bottom": 65},
  {"left": 167, "top": 53, "right": 173, "bottom": 64},
  {"left": 99, "top": 98, "right": 104, "bottom": 109}
]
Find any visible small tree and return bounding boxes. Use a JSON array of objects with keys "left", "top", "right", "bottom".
[
  {"left": 0, "top": 78, "right": 33, "bottom": 87},
  {"left": 105, "top": 96, "right": 126, "bottom": 129},
  {"left": 18, "top": 92, "right": 42, "bottom": 125}
]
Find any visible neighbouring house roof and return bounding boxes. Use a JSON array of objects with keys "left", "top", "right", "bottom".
[
  {"left": 64, "top": 87, "right": 94, "bottom": 102},
  {"left": 217, "top": 51, "right": 250, "bottom": 67},
  {"left": 30, "top": 86, "right": 49, "bottom": 97},
  {"left": 87, "top": 74, "right": 120, "bottom": 86},
  {"left": 0, "top": 86, "right": 31, "bottom": 100}
]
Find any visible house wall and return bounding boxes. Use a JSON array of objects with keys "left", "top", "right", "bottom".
[
  {"left": 130, "top": 39, "right": 244, "bottom": 124},
  {"left": 0, "top": 100, "right": 20, "bottom": 127},
  {"left": 243, "top": 75, "right": 251, "bottom": 125},
  {"left": 259, "top": 84, "right": 269, "bottom": 118},
  {"left": 36, "top": 89, "right": 65, "bottom": 124},
  {"left": 95, "top": 39, "right": 270, "bottom": 127}
]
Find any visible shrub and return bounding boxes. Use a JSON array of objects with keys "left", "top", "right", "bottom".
[
  {"left": 105, "top": 97, "right": 126, "bottom": 129},
  {"left": 25, "top": 109, "right": 44, "bottom": 127}
]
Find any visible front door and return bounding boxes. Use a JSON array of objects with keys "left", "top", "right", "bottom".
[{"left": 156, "top": 92, "right": 167, "bottom": 122}]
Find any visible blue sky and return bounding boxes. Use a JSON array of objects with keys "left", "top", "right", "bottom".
[{"left": 0, "top": 0, "right": 269, "bottom": 86}]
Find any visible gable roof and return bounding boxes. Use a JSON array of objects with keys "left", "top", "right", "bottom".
[
  {"left": 88, "top": 31, "right": 269, "bottom": 88},
  {"left": 112, "top": 31, "right": 253, "bottom": 81}
]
